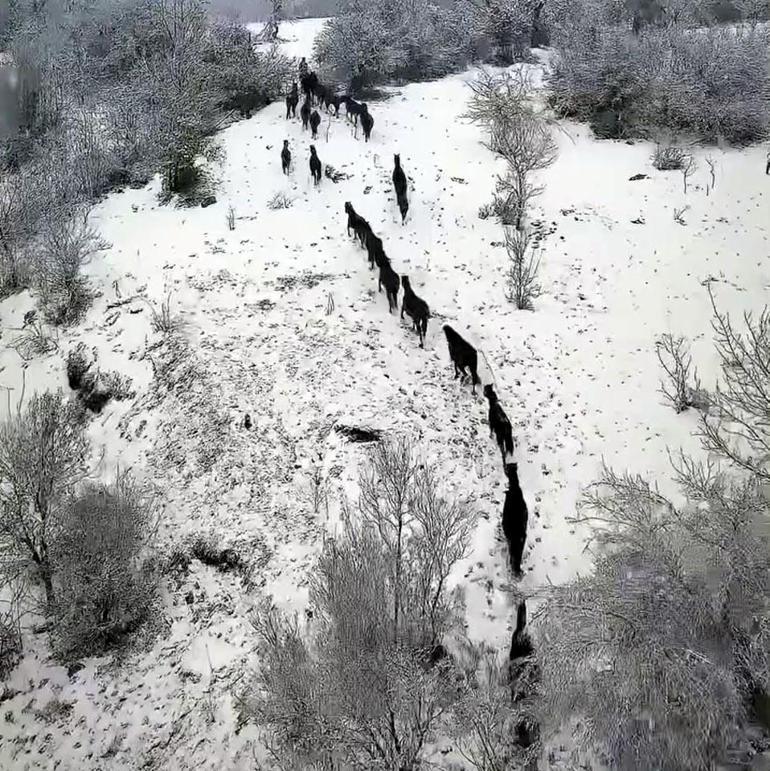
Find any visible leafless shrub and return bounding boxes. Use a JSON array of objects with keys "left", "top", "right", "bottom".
[
  {"left": 146, "top": 292, "right": 184, "bottom": 335},
  {"left": 305, "top": 462, "right": 328, "bottom": 515},
  {"left": 98, "top": 371, "right": 136, "bottom": 403},
  {"left": 655, "top": 333, "right": 701, "bottom": 413},
  {"left": 492, "top": 112, "right": 558, "bottom": 173},
  {"left": 324, "top": 165, "right": 351, "bottom": 183},
  {"left": 67, "top": 110, "right": 113, "bottom": 200},
  {"left": 34, "top": 697, "right": 73, "bottom": 723},
  {"left": 238, "top": 437, "right": 476, "bottom": 769},
  {"left": 504, "top": 226, "right": 541, "bottom": 310},
  {"left": 478, "top": 202, "right": 495, "bottom": 220},
  {"left": 34, "top": 210, "right": 107, "bottom": 327},
  {"left": 267, "top": 192, "right": 294, "bottom": 210},
  {"left": 50, "top": 471, "right": 159, "bottom": 658},
  {"left": 324, "top": 293, "right": 334, "bottom": 316},
  {"left": 226, "top": 205, "right": 236, "bottom": 230},
  {"left": 539, "top": 289, "right": 770, "bottom": 768},
  {"left": 451, "top": 646, "right": 541, "bottom": 771},
  {"left": 0, "top": 390, "right": 91, "bottom": 608},
  {"left": 673, "top": 205, "right": 689, "bottom": 225},
  {"left": 700, "top": 285, "right": 770, "bottom": 483},
  {"left": 652, "top": 144, "right": 687, "bottom": 171}
]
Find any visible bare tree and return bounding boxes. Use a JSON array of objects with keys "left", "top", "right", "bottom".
[
  {"left": 504, "top": 226, "right": 541, "bottom": 310},
  {"left": 239, "top": 438, "right": 476, "bottom": 770},
  {"left": 655, "top": 333, "right": 701, "bottom": 413},
  {"left": 682, "top": 154, "right": 696, "bottom": 194},
  {"left": 705, "top": 156, "right": 716, "bottom": 195},
  {"left": 0, "top": 390, "right": 91, "bottom": 608},
  {"left": 700, "top": 285, "right": 770, "bottom": 483},
  {"left": 488, "top": 111, "right": 557, "bottom": 229}
]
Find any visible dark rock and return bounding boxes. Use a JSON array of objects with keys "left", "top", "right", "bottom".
[
  {"left": 629, "top": 173, "right": 647, "bottom": 181},
  {"left": 334, "top": 425, "right": 381, "bottom": 443},
  {"left": 200, "top": 195, "right": 217, "bottom": 208},
  {"left": 67, "top": 661, "right": 85, "bottom": 679}
]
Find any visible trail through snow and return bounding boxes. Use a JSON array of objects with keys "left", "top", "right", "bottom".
[{"left": 0, "top": 17, "right": 768, "bottom": 770}]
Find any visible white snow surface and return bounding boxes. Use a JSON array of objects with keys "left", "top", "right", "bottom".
[{"left": 0, "top": 16, "right": 768, "bottom": 770}]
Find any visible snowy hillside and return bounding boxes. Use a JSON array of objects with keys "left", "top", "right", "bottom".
[{"left": 0, "top": 16, "right": 768, "bottom": 770}]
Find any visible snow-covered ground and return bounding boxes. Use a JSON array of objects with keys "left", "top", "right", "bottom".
[{"left": 1, "top": 16, "right": 768, "bottom": 770}]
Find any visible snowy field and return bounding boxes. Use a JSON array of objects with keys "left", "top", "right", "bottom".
[{"left": 1, "top": 16, "right": 768, "bottom": 770}]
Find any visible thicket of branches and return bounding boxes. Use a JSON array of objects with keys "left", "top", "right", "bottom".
[
  {"left": 238, "top": 438, "right": 477, "bottom": 770},
  {"left": 314, "top": 0, "right": 476, "bottom": 90},
  {"left": 537, "top": 295, "right": 770, "bottom": 769},
  {"left": 464, "top": 0, "right": 544, "bottom": 63},
  {"left": 545, "top": 0, "right": 770, "bottom": 143}
]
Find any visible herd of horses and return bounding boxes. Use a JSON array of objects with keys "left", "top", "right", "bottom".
[
  {"left": 274, "top": 55, "right": 537, "bottom": 744},
  {"left": 280, "top": 62, "right": 376, "bottom": 183}
]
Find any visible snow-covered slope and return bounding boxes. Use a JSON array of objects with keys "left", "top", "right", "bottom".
[{"left": 0, "top": 16, "right": 768, "bottom": 769}]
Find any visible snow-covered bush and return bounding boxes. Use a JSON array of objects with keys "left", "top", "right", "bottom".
[
  {"left": 492, "top": 113, "right": 557, "bottom": 226},
  {"left": 50, "top": 472, "right": 158, "bottom": 658},
  {"left": 239, "top": 438, "right": 476, "bottom": 769},
  {"left": 465, "top": 67, "right": 534, "bottom": 150},
  {"left": 463, "top": 0, "right": 540, "bottom": 63},
  {"left": 538, "top": 297, "right": 770, "bottom": 769},
  {"left": 548, "top": 14, "right": 770, "bottom": 143},
  {"left": 451, "top": 646, "right": 541, "bottom": 770},
  {"left": 314, "top": 0, "right": 475, "bottom": 90},
  {"left": 204, "top": 19, "right": 293, "bottom": 117},
  {"left": 0, "top": 390, "right": 91, "bottom": 609},
  {"left": 651, "top": 144, "right": 687, "bottom": 170},
  {"left": 662, "top": 26, "right": 770, "bottom": 145},
  {"left": 539, "top": 461, "right": 770, "bottom": 770},
  {"left": 267, "top": 192, "right": 294, "bottom": 209},
  {"left": 34, "top": 210, "right": 105, "bottom": 327}
]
